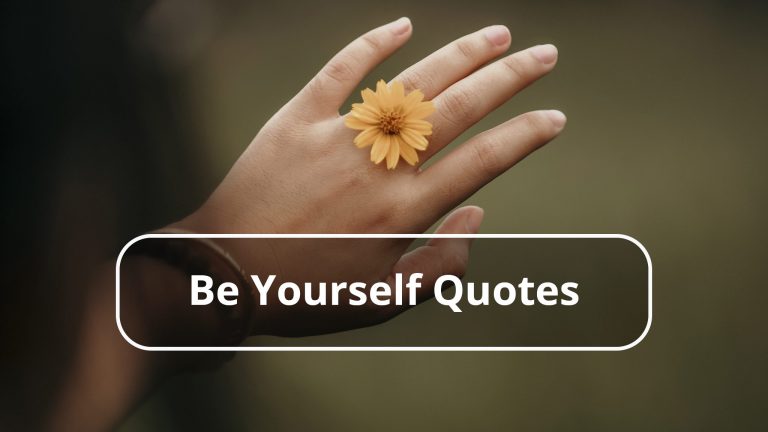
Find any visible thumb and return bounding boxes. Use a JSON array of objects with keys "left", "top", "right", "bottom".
[{"left": 378, "top": 206, "right": 484, "bottom": 321}]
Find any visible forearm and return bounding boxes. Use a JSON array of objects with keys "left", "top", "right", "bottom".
[{"left": 47, "top": 258, "right": 221, "bottom": 432}]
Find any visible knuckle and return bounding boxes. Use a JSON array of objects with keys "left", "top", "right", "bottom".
[
  {"left": 304, "top": 75, "right": 325, "bottom": 100},
  {"left": 439, "top": 88, "right": 474, "bottom": 125},
  {"left": 321, "top": 56, "right": 357, "bottom": 85},
  {"left": 400, "top": 68, "right": 433, "bottom": 93},
  {"left": 471, "top": 137, "right": 503, "bottom": 174},
  {"left": 367, "top": 203, "right": 400, "bottom": 232},
  {"left": 343, "top": 164, "right": 370, "bottom": 187},
  {"left": 360, "top": 32, "right": 383, "bottom": 53},
  {"left": 522, "top": 112, "right": 554, "bottom": 139},
  {"left": 501, "top": 54, "right": 529, "bottom": 81},
  {"left": 443, "top": 250, "right": 469, "bottom": 277},
  {"left": 454, "top": 38, "right": 477, "bottom": 60},
  {"left": 370, "top": 191, "right": 416, "bottom": 232}
]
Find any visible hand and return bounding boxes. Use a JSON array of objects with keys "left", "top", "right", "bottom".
[{"left": 176, "top": 17, "right": 565, "bottom": 336}]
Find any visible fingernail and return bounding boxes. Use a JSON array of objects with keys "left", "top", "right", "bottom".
[
  {"left": 465, "top": 207, "right": 485, "bottom": 233},
  {"left": 484, "top": 25, "right": 510, "bottom": 46},
  {"left": 529, "top": 44, "right": 558, "bottom": 64},
  {"left": 546, "top": 110, "right": 567, "bottom": 130},
  {"left": 390, "top": 17, "right": 411, "bottom": 35}
]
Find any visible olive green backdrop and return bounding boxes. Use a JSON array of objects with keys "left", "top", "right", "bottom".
[{"left": 118, "top": 0, "right": 767, "bottom": 429}]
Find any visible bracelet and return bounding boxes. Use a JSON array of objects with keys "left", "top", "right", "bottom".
[{"left": 127, "top": 228, "right": 255, "bottom": 347}]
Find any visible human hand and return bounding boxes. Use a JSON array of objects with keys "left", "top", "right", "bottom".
[{"left": 177, "top": 17, "right": 565, "bottom": 336}]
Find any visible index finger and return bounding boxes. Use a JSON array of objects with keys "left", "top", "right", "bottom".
[
  {"left": 391, "top": 25, "right": 512, "bottom": 99},
  {"left": 292, "top": 17, "right": 413, "bottom": 118}
]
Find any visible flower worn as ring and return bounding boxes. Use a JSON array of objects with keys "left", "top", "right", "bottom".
[{"left": 344, "top": 80, "right": 435, "bottom": 170}]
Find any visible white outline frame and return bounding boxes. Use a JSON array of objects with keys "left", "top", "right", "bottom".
[{"left": 116, "top": 234, "right": 652, "bottom": 352}]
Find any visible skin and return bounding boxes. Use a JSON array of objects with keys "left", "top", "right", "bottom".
[
  {"left": 177, "top": 17, "right": 565, "bottom": 335},
  {"left": 49, "top": 18, "right": 565, "bottom": 431}
]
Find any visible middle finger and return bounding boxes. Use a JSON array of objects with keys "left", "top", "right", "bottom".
[{"left": 420, "top": 43, "right": 559, "bottom": 162}]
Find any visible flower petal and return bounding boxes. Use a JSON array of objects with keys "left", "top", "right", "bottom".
[
  {"left": 354, "top": 127, "right": 381, "bottom": 148},
  {"left": 403, "top": 119, "right": 433, "bottom": 136},
  {"left": 376, "top": 80, "right": 392, "bottom": 110},
  {"left": 349, "top": 108, "right": 380, "bottom": 125},
  {"left": 345, "top": 114, "right": 376, "bottom": 130},
  {"left": 376, "top": 79, "right": 388, "bottom": 94},
  {"left": 398, "top": 136, "right": 419, "bottom": 165},
  {"left": 390, "top": 81, "right": 405, "bottom": 101},
  {"left": 352, "top": 102, "right": 381, "bottom": 120},
  {"left": 361, "top": 88, "right": 380, "bottom": 110},
  {"left": 401, "top": 90, "right": 424, "bottom": 110},
  {"left": 400, "top": 128, "right": 429, "bottom": 151},
  {"left": 386, "top": 135, "right": 400, "bottom": 169},
  {"left": 405, "top": 100, "right": 435, "bottom": 119},
  {"left": 370, "top": 133, "right": 390, "bottom": 164},
  {"left": 348, "top": 80, "right": 436, "bottom": 169}
]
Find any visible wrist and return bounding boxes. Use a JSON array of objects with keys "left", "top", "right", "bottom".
[
  {"left": 170, "top": 208, "right": 285, "bottom": 335},
  {"left": 121, "top": 232, "right": 255, "bottom": 349}
]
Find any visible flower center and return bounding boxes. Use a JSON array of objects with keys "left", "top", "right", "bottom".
[{"left": 379, "top": 111, "right": 403, "bottom": 135}]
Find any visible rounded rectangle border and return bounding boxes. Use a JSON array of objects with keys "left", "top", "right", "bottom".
[{"left": 116, "top": 234, "right": 652, "bottom": 351}]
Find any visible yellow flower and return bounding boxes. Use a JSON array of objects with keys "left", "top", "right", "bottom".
[{"left": 345, "top": 80, "right": 435, "bottom": 170}]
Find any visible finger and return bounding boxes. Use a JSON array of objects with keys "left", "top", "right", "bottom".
[
  {"left": 391, "top": 25, "right": 511, "bottom": 99},
  {"left": 375, "top": 206, "right": 484, "bottom": 323},
  {"left": 421, "top": 44, "right": 559, "bottom": 161},
  {"left": 420, "top": 110, "right": 566, "bottom": 218},
  {"left": 293, "top": 17, "right": 413, "bottom": 117}
]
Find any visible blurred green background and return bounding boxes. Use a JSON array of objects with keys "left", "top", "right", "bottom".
[{"left": 117, "top": 0, "right": 767, "bottom": 429}]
